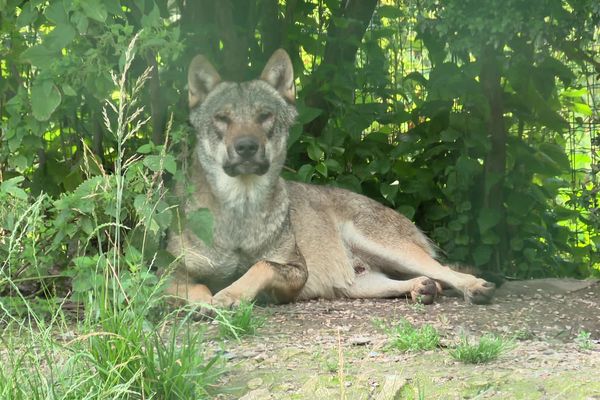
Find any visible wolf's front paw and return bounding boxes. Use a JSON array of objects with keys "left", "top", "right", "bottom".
[
  {"left": 212, "top": 289, "right": 243, "bottom": 309},
  {"left": 464, "top": 279, "right": 495, "bottom": 304}
]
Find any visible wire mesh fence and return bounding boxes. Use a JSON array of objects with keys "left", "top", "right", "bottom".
[{"left": 365, "top": 3, "right": 599, "bottom": 271}]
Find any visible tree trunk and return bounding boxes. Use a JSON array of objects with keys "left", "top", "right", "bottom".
[
  {"left": 303, "top": 0, "right": 378, "bottom": 137},
  {"left": 480, "top": 45, "right": 508, "bottom": 272}
]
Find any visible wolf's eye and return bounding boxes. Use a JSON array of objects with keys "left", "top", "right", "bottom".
[
  {"left": 257, "top": 111, "right": 273, "bottom": 125},
  {"left": 214, "top": 113, "right": 231, "bottom": 125}
]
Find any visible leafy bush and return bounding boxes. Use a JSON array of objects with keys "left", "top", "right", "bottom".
[
  {"left": 0, "top": 0, "right": 598, "bottom": 311},
  {"left": 0, "top": 33, "right": 224, "bottom": 400}
]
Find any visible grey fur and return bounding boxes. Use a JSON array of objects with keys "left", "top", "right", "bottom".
[{"left": 166, "top": 49, "right": 495, "bottom": 307}]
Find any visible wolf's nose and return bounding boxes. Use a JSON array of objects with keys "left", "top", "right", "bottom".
[{"left": 234, "top": 136, "right": 259, "bottom": 158}]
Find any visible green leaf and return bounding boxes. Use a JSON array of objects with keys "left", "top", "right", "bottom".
[
  {"left": 315, "top": 162, "right": 327, "bottom": 177},
  {"left": 62, "top": 84, "right": 77, "bottom": 96},
  {"left": 31, "top": 80, "right": 62, "bottom": 121},
  {"left": 21, "top": 45, "right": 56, "bottom": 67},
  {"left": 477, "top": 208, "right": 501, "bottom": 233},
  {"left": 188, "top": 208, "right": 214, "bottom": 246},
  {"left": 140, "top": 5, "right": 161, "bottom": 28},
  {"left": 396, "top": 205, "right": 415, "bottom": 219},
  {"left": 432, "top": 227, "right": 452, "bottom": 243},
  {"left": 448, "top": 220, "right": 463, "bottom": 232},
  {"left": 523, "top": 248, "right": 537, "bottom": 262},
  {"left": 16, "top": 5, "right": 38, "bottom": 27},
  {"left": 63, "top": 169, "right": 83, "bottom": 191},
  {"left": 510, "top": 237, "right": 524, "bottom": 251},
  {"left": 572, "top": 102, "right": 592, "bottom": 116},
  {"left": 506, "top": 192, "right": 532, "bottom": 217},
  {"left": 143, "top": 154, "right": 177, "bottom": 174},
  {"left": 377, "top": 5, "right": 403, "bottom": 19},
  {"left": 307, "top": 142, "right": 323, "bottom": 161},
  {"left": 539, "top": 57, "right": 575, "bottom": 86},
  {"left": 481, "top": 231, "right": 500, "bottom": 245},
  {"left": 288, "top": 125, "right": 302, "bottom": 147},
  {"left": 427, "top": 205, "right": 449, "bottom": 221},
  {"left": 296, "top": 164, "right": 315, "bottom": 182},
  {"left": 440, "top": 128, "right": 461, "bottom": 142},
  {"left": 561, "top": 88, "right": 586, "bottom": 98},
  {"left": 103, "top": 0, "right": 124, "bottom": 16},
  {"left": 9, "top": 154, "right": 29, "bottom": 170},
  {"left": 296, "top": 104, "right": 322, "bottom": 124},
  {"left": 324, "top": 159, "right": 341, "bottom": 173},
  {"left": 153, "top": 201, "right": 173, "bottom": 230},
  {"left": 0, "top": 176, "right": 27, "bottom": 200},
  {"left": 455, "top": 155, "right": 479, "bottom": 179},
  {"left": 137, "top": 144, "right": 154, "bottom": 154},
  {"left": 380, "top": 183, "right": 398, "bottom": 206},
  {"left": 404, "top": 71, "right": 428, "bottom": 86},
  {"left": 71, "top": 11, "right": 90, "bottom": 34},
  {"left": 334, "top": 174, "right": 362, "bottom": 193},
  {"left": 80, "top": 0, "right": 108, "bottom": 22},
  {"left": 457, "top": 201, "right": 471, "bottom": 213},
  {"left": 45, "top": 24, "right": 76, "bottom": 51},
  {"left": 537, "top": 143, "right": 570, "bottom": 175},
  {"left": 45, "top": 1, "right": 69, "bottom": 24},
  {"left": 473, "top": 245, "right": 492, "bottom": 266}
]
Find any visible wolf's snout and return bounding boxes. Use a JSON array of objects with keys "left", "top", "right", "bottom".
[
  {"left": 223, "top": 135, "right": 269, "bottom": 177},
  {"left": 234, "top": 136, "right": 260, "bottom": 158}
]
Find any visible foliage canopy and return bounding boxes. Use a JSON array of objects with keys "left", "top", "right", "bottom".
[{"left": 0, "top": 0, "right": 599, "bottom": 304}]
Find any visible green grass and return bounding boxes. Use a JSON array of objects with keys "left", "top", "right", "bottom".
[
  {"left": 215, "top": 301, "right": 265, "bottom": 339},
  {"left": 399, "top": 381, "right": 427, "bottom": 400},
  {"left": 575, "top": 330, "right": 594, "bottom": 350},
  {"left": 375, "top": 319, "right": 441, "bottom": 352},
  {"left": 449, "top": 334, "right": 514, "bottom": 364},
  {"left": 0, "top": 306, "right": 225, "bottom": 400},
  {"left": 0, "top": 33, "right": 226, "bottom": 400},
  {"left": 312, "top": 348, "right": 341, "bottom": 373}
]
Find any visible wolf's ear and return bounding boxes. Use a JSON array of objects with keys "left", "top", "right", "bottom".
[
  {"left": 188, "top": 55, "right": 221, "bottom": 109},
  {"left": 260, "top": 49, "right": 295, "bottom": 104}
]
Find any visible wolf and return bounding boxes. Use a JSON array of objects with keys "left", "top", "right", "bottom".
[{"left": 166, "top": 49, "right": 495, "bottom": 308}]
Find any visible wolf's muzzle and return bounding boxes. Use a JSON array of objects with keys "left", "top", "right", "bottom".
[
  {"left": 223, "top": 136, "right": 269, "bottom": 176},
  {"left": 234, "top": 136, "right": 259, "bottom": 158}
]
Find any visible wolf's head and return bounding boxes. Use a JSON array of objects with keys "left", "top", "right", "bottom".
[{"left": 188, "top": 50, "right": 297, "bottom": 188}]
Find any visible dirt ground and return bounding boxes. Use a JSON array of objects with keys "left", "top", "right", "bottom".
[{"left": 206, "top": 278, "right": 600, "bottom": 399}]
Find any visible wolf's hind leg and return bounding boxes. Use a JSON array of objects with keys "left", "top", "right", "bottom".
[
  {"left": 344, "top": 222, "right": 495, "bottom": 304},
  {"left": 344, "top": 271, "right": 438, "bottom": 304}
]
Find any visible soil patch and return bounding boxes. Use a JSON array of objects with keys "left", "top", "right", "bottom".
[{"left": 208, "top": 279, "right": 600, "bottom": 399}]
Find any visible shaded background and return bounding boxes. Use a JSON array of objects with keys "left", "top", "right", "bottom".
[{"left": 0, "top": 0, "right": 599, "bottom": 305}]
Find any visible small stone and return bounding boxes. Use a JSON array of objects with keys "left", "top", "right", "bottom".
[
  {"left": 375, "top": 375, "right": 407, "bottom": 400},
  {"left": 239, "top": 388, "right": 271, "bottom": 400},
  {"left": 349, "top": 336, "right": 372, "bottom": 346},
  {"left": 242, "top": 350, "right": 259, "bottom": 358},
  {"left": 247, "top": 378, "right": 264, "bottom": 390}
]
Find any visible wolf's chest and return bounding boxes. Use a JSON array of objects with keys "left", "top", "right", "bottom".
[{"left": 213, "top": 201, "right": 287, "bottom": 252}]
